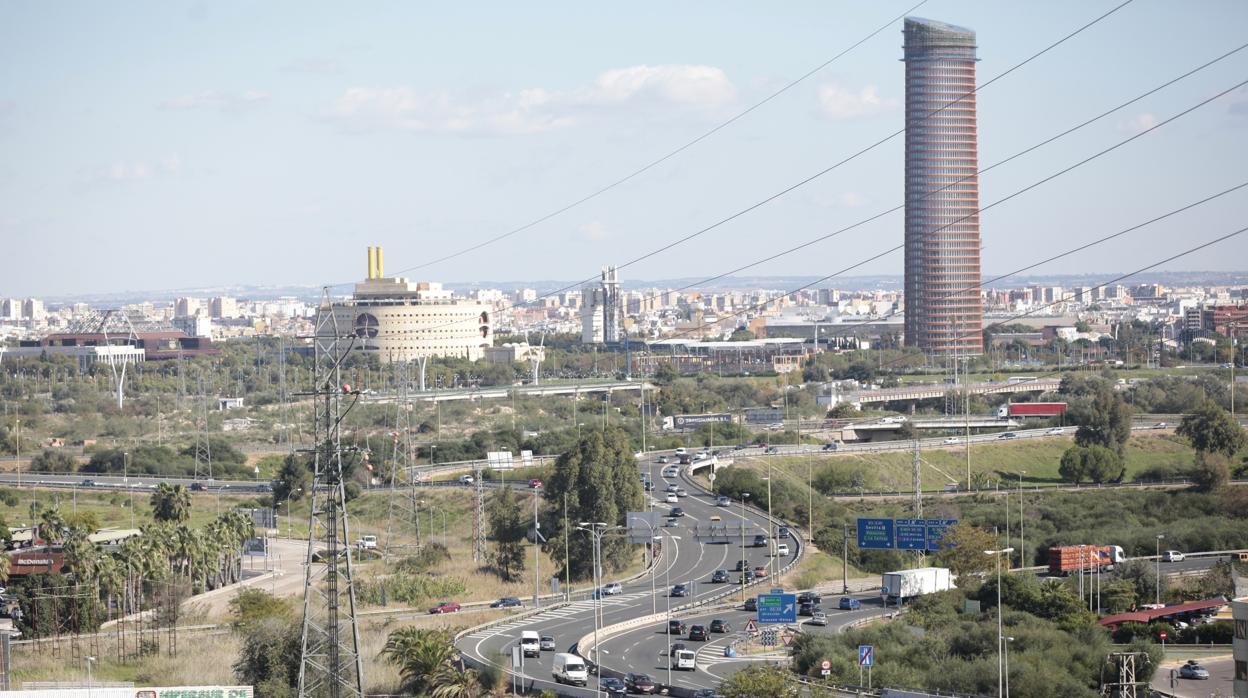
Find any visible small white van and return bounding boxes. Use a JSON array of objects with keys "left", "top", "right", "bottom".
[
  {"left": 520, "top": 630, "right": 541, "bottom": 658},
  {"left": 552, "top": 652, "right": 589, "bottom": 686},
  {"left": 672, "top": 649, "right": 696, "bottom": 671}
]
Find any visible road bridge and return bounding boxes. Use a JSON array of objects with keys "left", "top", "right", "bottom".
[{"left": 844, "top": 378, "right": 1062, "bottom": 405}]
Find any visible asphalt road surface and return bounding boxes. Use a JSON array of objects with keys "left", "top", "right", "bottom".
[{"left": 1150, "top": 656, "right": 1234, "bottom": 697}]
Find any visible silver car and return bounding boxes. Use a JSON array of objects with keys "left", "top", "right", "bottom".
[{"left": 808, "top": 611, "right": 828, "bottom": 626}]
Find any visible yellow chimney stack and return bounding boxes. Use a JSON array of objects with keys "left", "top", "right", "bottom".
[
  {"left": 367, "top": 246, "right": 377, "bottom": 279},
  {"left": 377, "top": 246, "right": 384, "bottom": 278}
]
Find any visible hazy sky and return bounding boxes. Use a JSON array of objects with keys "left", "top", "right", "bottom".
[{"left": 2, "top": 1, "right": 1247, "bottom": 297}]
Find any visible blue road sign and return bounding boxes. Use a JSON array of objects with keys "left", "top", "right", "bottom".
[
  {"left": 925, "top": 518, "right": 958, "bottom": 551},
  {"left": 757, "top": 593, "right": 797, "bottom": 624},
  {"left": 856, "top": 518, "right": 894, "bottom": 550},
  {"left": 894, "top": 519, "right": 927, "bottom": 550},
  {"left": 858, "top": 644, "right": 873, "bottom": 667}
]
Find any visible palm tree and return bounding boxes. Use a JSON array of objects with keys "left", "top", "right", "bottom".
[
  {"left": 0, "top": 554, "right": 9, "bottom": 585},
  {"left": 430, "top": 663, "right": 481, "bottom": 698},
  {"left": 150, "top": 483, "right": 192, "bottom": 523},
  {"left": 381, "top": 627, "right": 457, "bottom": 694},
  {"left": 38, "top": 506, "right": 66, "bottom": 544}
]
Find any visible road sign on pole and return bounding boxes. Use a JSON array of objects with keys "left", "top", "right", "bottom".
[
  {"left": 858, "top": 644, "right": 873, "bottom": 667},
  {"left": 757, "top": 593, "right": 797, "bottom": 623},
  {"left": 744, "top": 619, "right": 759, "bottom": 636},
  {"left": 820, "top": 659, "right": 831, "bottom": 677}
]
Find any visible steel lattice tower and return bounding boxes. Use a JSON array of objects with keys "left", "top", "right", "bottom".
[{"left": 298, "top": 292, "right": 365, "bottom": 698}]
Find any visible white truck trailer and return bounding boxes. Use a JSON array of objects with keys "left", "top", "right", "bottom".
[{"left": 881, "top": 567, "right": 954, "bottom": 604}]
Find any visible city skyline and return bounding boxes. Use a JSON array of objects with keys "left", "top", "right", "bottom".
[{"left": 2, "top": 2, "right": 1247, "bottom": 298}]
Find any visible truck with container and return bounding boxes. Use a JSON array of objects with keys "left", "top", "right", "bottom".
[
  {"left": 996, "top": 402, "right": 1068, "bottom": 419},
  {"left": 1047, "top": 545, "right": 1125, "bottom": 576},
  {"left": 880, "top": 567, "right": 954, "bottom": 603}
]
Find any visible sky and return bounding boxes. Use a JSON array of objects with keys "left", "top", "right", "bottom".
[{"left": 2, "top": 0, "right": 1247, "bottom": 298}]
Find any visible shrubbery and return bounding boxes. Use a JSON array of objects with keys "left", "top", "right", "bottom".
[{"left": 355, "top": 571, "right": 466, "bottom": 606}]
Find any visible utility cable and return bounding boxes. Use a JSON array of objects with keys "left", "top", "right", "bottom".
[{"left": 381, "top": 1, "right": 932, "bottom": 279}]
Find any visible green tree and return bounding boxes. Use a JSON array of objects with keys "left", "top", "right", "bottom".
[
  {"left": 1059, "top": 445, "right": 1123, "bottom": 484},
  {"left": 718, "top": 664, "right": 792, "bottom": 698},
  {"left": 150, "top": 482, "right": 192, "bottom": 523},
  {"left": 29, "top": 449, "right": 79, "bottom": 473},
  {"left": 272, "top": 454, "right": 312, "bottom": 504},
  {"left": 542, "top": 426, "right": 644, "bottom": 580},
  {"left": 486, "top": 487, "right": 528, "bottom": 582},
  {"left": 1177, "top": 401, "right": 1247, "bottom": 457},
  {"left": 653, "top": 361, "right": 679, "bottom": 385},
  {"left": 381, "top": 626, "right": 457, "bottom": 695},
  {"left": 728, "top": 327, "right": 755, "bottom": 341},
  {"left": 38, "top": 506, "right": 66, "bottom": 544},
  {"left": 1189, "top": 452, "right": 1231, "bottom": 492},
  {"left": 933, "top": 523, "right": 999, "bottom": 576},
  {"left": 232, "top": 618, "right": 302, "bottom": 698},
  {"left": 1065, "top": 377, "right": 1133, "bottom": 457}
]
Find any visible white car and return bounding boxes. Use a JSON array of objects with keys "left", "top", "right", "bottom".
[
  {"left": 666, "top": 494, "right": 679, "bottom": 504},
  {"left": 1046, "top": 427, "right": 1065, "bottom": 435},
  {"left": 943, "top": 437, "right": 961, "bottom": 445},
  {"left": 602, "top": 582, "right": 623, "bottom": 595},
  {"left": 458, "top": 474, "right": 475, "bottom": 485},
  {"left": 663, "top": 468, "right": 679, "bottom": 478},
  {"left": 356, "top": 535, "right": 378, "bottom": 550},
  {"left": 694, "top": 451, "right": 709, "bottom": 460},
  {"left": 675, "top": 488, "right": 688, "bottom": 498},
  {"left": 1162, "top": 550, "right": 1185, "bottom": 562},
  {"left": 666, "top": 484, "right": 679, "bottom": 493},
  {"left": 776, "top": 543, "right": 790, "bottom": 556}
]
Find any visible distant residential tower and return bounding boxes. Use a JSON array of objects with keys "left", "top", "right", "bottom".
[{"left": 902, "top": 17, "right": 983, "bottom": 355}]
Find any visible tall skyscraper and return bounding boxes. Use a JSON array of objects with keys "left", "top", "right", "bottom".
[{"left": 902, "top": 17, "right": 983, "bottom": 355}]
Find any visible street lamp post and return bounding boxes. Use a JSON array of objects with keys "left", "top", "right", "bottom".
[
  {"left": 740, "top": 493, "right": 750, "bottom": 603},
  {"left": 660, "top": 530, "right": 681, "bottom": 689},
  {"left": 984, "top": 547, "right": 1015, "bottom": 698},
  {"left": 1004, "top": 637, "right": 1014, "bottom": 698},
  {"left": 1155, "top": 533, "right": 1165, "bottom": 605},
  {"left": 1017, "top": 471, "right": 1026, "bottom": 568},
  {"left": 576, "top": 522, "right": 609, "bottom": 698},
  {"left": 86, "top": 655, "right": 96, "bottom": 698},
  {"left": 762, "top": 474, "right": 774, "bottom": 578}
]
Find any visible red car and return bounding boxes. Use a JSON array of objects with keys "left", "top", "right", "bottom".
[
  {"left": 428, "top": 601, "right": 461, "bottom": 614},
  {"left": 528, "top": 479, "right": 543, "bottom": 489}
]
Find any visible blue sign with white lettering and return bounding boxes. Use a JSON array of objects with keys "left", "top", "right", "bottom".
[
  {"left": 894, "top": 519, "right": 927, "bottom": 550},
  {"left": 757, "top": 593, "right": 797, "bottom": 624},
  {"left": 925, "top": 519, "right": 958, "bottom": 551},
  {"left": 858, "top": 644, "right": 873, "bottom": 667},
  {"left": 856, "top": 518, "right": 894, "bottom": 550}
]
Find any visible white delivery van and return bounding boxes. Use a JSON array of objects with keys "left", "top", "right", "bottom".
[
  {"left": 520, "top": 630, "right": 541, "bottom": 658},
  {"left": 672, "top": 648, "right": 697, "bottom": 671},
  {"left": 552, "top": 652, "right": 589, "bottom": 686}
]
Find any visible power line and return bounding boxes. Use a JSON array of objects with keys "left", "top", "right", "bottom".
[
  {"left": 611, "top": 73, "right": 1248, "bottom": 343},
  {"left": 379, "top": 0, "right": 931, "bottom": 280},
  {"left": 374, "top": 1, "right": 1140, "bottom": 335}
]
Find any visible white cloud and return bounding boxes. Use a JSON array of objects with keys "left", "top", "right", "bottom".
[
  {"left": 160, "top": 90, "right": 270, "bottom": 112},
  {"left": 816, "top": 82, "right": 895, "bottom": 120},
  {"left": 93, "top": 154, "right": 182, "bottom": 182},
  {"left": 327, "top": 64, "right": 737, "bottom": 135},
  {"left": 578, "top": 221, "right": 611, "bottom": 242},
  {"left": 838, "top": 191, "right": 867, "bottom": 208},
  {"left": 283, "top": 57, "right": 340, "bottom": 75},
  {"left": 1120, "top": 112, "right": 1158, "bottom": 135}
]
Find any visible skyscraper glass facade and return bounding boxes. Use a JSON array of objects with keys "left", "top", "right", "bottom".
[{"left": 903, "top": 17, "right": 983, "bottom": 355}]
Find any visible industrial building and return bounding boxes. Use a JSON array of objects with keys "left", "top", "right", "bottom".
[
  {"left": 582, "top": 265, "right": 622, "bottom": 344},
  {"left": 314, "top": 246, "right": 493, "bottom": 362},
  {"left": 902, "top": 17, "right": 984, "bottom": 355},
  {"left": 3, "top": 309, "right": 214, "bottom": 366}
]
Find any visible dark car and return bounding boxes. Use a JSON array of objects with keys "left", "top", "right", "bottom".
[
  {"left": 489, "top": 596, "right": 522, "bottom": 608},
  {"left": 688, "top": 624, "right": 709, "bottom": 641},
  {"left": 667, "top": 619, "right": 687, "bottom": 635},
  {"left": 670, "top": 642, "right": 687, "bottom": 653},
  {"left": 821, "top": 442, "right": 839, "bottom": 451},
  {"left": 528, "top": 479, "right": 543, "bottom": 489},
  {"left": 670, "top": 584, "right": 689, "bottom": 598},
  {"left": 80, "top": 479, "right": 96, "bottom": 487},
  {"left": 799, "top": 602, "right": 821, "bottom": 617},
  {"left": 740, "top": 569, "right": 756, "bottom": 583},
  {"left": 693, "top": 690, "right": 725, "bottom": 698},
  {"left": 540, "top": 635, "right": 556, "bottom": 651},
  {"left": 733, "top": 559, "right": 747, "bottom": 571},
  {"left": 670, "top": 507, "right": 685, "bottom": 517},
  {"left": 733, "top": 444, "right": 747, "bottom": 450},
  {"left": 624, "top": 673, "right": 658, "bottom": 694},
  {"left": 428, "top": 601, "right": 461, "bottom": 614},
  {"left": 753, "top": 534, "right": 768, "bottom": 548},
  {"left": 765, "top": 446, "right": 779, "bottom": 454},
  {"left": 190, "top": 482, "right": 207, "bottom": 492},
  {"left": 998, "top": 432, "right": 1018, "bottom": 440},
  {"left": 255, "top": 483, "right": 273, "bottom": 493},
  {"left": 711, "top": 569, "right": 730, "bottom": 583},
  {"left": 644, "top": 481, "right": 654, "bottom": 491},
  {"left": 777, "top": 526, "right": 790, "bottom": 539},
  {"left": 797, "top": 592, "right": 821, "bottom": 606},
  {"left": 744, "top": 597, "right": 758, "bottom": 612},
  {"left": 600, "top": 677, "right": 628, "bottom": 696},
  {"left": 839, "top": 597, "right": 862, "bottom": 610},
  {"left": 709, "top": 619, "right": 731, "bottom": 633}
]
